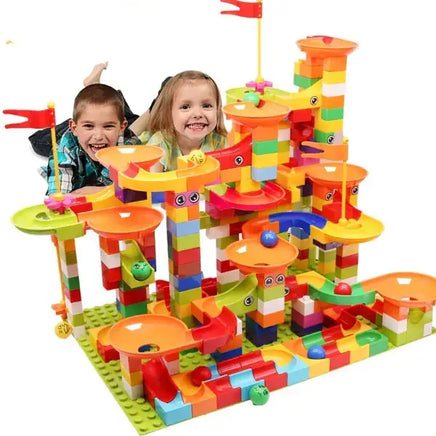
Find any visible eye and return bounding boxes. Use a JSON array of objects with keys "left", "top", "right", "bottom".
[
  {"left": 175, "top": 194, "right": 186, "bottom": 206},
  {"left": 189, "top": 192, "right": 200, "bottom": 203},
  {"left": 234, "top": 155, "right": 244, "bottom": 166},
  {"left": 325, "top": 192, "right": 333, "bottom": 201},
  {"left": 264, "top": 276, "right": 274, "bottom": 287},
  {"left": 327, "top": 135, "right": 334, "bottom": 144},
  {"left": 284, "top": 286, "right": 290, "bottom": 296},
  {"left": 276, "top": 274, "right": 285, "bottom": 284},
  {"left": 180, "top": 104, "right": 190, "bottom": 110},
  {"left": 310, "top": 96, "right": 318, "bottom": 105},
  {"left": 83, "top": 124, "right": 93, "bottom": 129},
  {"left": 351, "top": 186, "right": 359, "bottom": 195},
  {"left": 244, "top": 296, "right": 254, "bottom": 306},
  {"left": 203, "top": 103, "right": 214, "bottom": 109}
]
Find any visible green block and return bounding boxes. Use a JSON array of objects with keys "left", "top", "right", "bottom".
[
  {"left": 380, "top": 327, "right": 408, "bottom": 346},
  {"left": 293, "top": 74, "right": 320, "bottom": 89},
  {"left": 356, "top": 329, "right": 388, "bottom": 356},
  {"left": 257, "top": 284, "right": 285, "bottom": 301},
  {"left": 178, "top": 315, "right": 197, "bottom": 329},
  {"left": 321, "top": 107, "right": 344, "bottom": 121},
  {"left": 302, "top": 331, "right": 325, "bottom": 349},
  {"left": 318, "top": 249, "right": 336, "bottom": 263},
  {"left": 216, "top": 234, "right": 239, "bottom": 249},
  {"left": 172, "top": 233, "right": 200, "bottom": 251},
  {"left": 200, "top": 211, "right": 213, "bottom": 230},
  {"left": 207, "top": 183, "right": 228, "bottom": 196},
  {"left": 252, "top": 139, "right": 278, "bottom": 154},
  {"left": 278, "top": 231, "right": 288, "bottom": 241},
  {"left": 56, "top": 222, "right": 86, "bottom": 241},
  {"left": 119, "top": 301, "right": 148, "bottom": 318},
  {"left": 173, "top": 288, "right": 202, "bottom": 305},
  {"left": 335, "top": 265, "right": 358, "bottom": 279},
  {"left": 406, "top": 309, "right": 433, "bottom": 343},
  {"left": 314, "top": 129, "right": 336, "bottom": 144},
  {"left": 62, "top": 273, "right": 80, "bottom": 291},
  {"left": 71, "top": 312, "right": 85, "bottom": 327},
  {"left": 238, "top": 212, "right": 259, "bottom": 223}
]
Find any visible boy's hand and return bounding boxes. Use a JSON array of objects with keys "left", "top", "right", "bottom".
[{"left": 70, "top": 186, "right": 108, "bottom": 195}]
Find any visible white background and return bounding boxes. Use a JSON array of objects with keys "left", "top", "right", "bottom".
[{"left": 1, "top": 1, "right": 435, "bottom": 435}]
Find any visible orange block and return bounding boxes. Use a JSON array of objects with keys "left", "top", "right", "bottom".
[
  {"left": 322, "top": 95, "right": 345, "bottom": 109},
  {"left": 217, "top": 334, "right": 243, "bottom": 353},
  {"left": 252, "top": 125, "right": 279, "bottom": 141},
  {"left": 247, "top": 310, "right": 285, "bottom": 328},
  {"left": 220, "top": 167, "right": 242, "bottom": 184},
  {"left": 300, "top": 63, "right": 324, "bottom": 78},
  {"left": 99, "top": 236, "right": 119, "bottom": 254},
  {"left": 188, "top": 204, "right": 200, "bottom": 220},
  {"left": 323, "top": 56, "right": 347, "bottom": 71},
  {"left": 383, "top": 300, "right": 409, "bottom": 320},
  {"left": 60, "top": 238, "right": 78, "bottom": 253}
]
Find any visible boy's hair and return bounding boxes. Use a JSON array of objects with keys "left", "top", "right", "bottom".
[
  {"left": 148, "top": 71, "right": 227, "bottom": 144},
  {"left": 72, "top": 84, "right": 125, "bottom": 123}
]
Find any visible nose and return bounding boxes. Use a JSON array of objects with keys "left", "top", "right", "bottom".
[{"left": 92, "top": 127, "right": 105, "bottom": 140}]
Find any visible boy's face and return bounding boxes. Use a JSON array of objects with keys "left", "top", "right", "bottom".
[
  {"left": 171, "top": 79, "right": 217, "bottom": 148},
  {"left": 69, "top": 104, "right": 127, "bottom": 161}
]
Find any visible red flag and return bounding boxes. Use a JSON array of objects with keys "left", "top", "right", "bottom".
[
  {"left": 220, "top": 0, "right": 262, "bottom": 18},
  {"left": 3, "top": 107, "right": 55, "bottom": 129}
]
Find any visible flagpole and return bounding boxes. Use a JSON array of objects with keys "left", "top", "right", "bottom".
[
  {"left": 48, "top": 102, "right": 61, "bottom": 194},
  {"left": 256, "top": 0, "right": 263, "bottom": 82}
]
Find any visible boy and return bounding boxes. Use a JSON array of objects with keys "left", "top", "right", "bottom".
[{"left": 41, "top": 83, "right": 141, "bottom": 195}]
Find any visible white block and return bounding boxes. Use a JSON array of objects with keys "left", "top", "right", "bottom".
[
  {"left": 257, "top": 297, "right": 285, "bottom": 315},
  {"left": 65, "top": 299, "right": 83, "bottom": 315},
  {"left": 164, "top": 358, "right": 180, "bottom": 375},
  {"left": 216, "top": 247, "right": 228, "bottom": 261},
  {"left": 293, "top": 295, "right": 314, "bottom": 315},
  {"left": 72, "top": 325, "right": 86, "bottom": 339},
  {"left": 322, "top": 83, "right": 346, "bottom": 97},
  {"left": 423, "top": 322, "right": 433, "bottom": 336},
  {"left": 60, "top": 258, "right": 79, "bottom": 277},
  {"left": 100, "top": 249, "right": 121, "bottom": 268},
  {"left": 217, "top": 269, "right": 241, "bottom": 284},
  {"left": 206, "top": 225, "right": 230, "bottom": 239},
  {"left": 278, "top": 128, "right": 290, "bottom": 141},
  {"left": 236, "top": 317, "right": 243, "bottom": 335},
  {"left": 335, "top": 276, "right": 357, "bottom": 285},
  {"left": 122, "top": 378, "right": 144, "bottom": 400},
  {"left": 382, "top": 313, "right": 408, "bottom": 333}
]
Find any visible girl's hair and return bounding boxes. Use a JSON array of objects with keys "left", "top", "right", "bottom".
[
  {"left": 148, "top": 71, "right": 227, "bottom": 144},
  {"left": 73, "top": 84, "right": 125, "bottom": 123}
]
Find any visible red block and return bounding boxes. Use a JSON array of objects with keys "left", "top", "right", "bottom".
[
  {"left": 289, "top": 109, "right": 312, "bottom": 123},
  {"left": 252, "top": 361, "right": 288, "bottom": 391},
  {"left": 63, "top": 286, "right": 82, "bottom": 303},
  {"left": 172, "top": 247, "right": 201, "bottom": 265},
  {"left": 118, "top": 287, "right": 148, "bottom": 305},
  {"left": 336, "top": 253, "right": 359, "bottom": 268},
  {"left": 201, "top": 277, "right": 217, "bottom": 296},
  {"left": 205, "top": 376, "right": 241, "bottom": 408},
  {"left": 216, "top": 259, "right": 237, "bottom": 273}
]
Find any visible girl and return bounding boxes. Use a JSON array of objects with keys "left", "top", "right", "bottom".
[{"left": 143, "top": 71, "right": 228, "bottom": 172}]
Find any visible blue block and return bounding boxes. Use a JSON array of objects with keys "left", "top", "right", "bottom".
[
  {"left": 207, "top": 364, "right": 221, "bottom": 380},
  {"left": 114, "top": 184, "right": 148, "bottom": 203},
  {"left": 211, "top": 347, "right": 242, "bottom": 362},
  {"left": 167, "top": 218, "right": 200, "bottom": 237},
  {"left": 251, "top": 165, "right": 277, "bottom": 182},
  {"left": 115, "top": 299, "right": 120, "bottom": 312},
  {"left": 290, "top": 226, "right": 310, "bottom": 239},
  {"left": 246, "top": 330, "right": 277, "bottom": 347},
  {"left": 152, "top": 192, "right": 166, "bottom": 203},
  {"left": 229, "top": 369, "right": 263, "bottom": 401},
  {"left": 274, "top": 356, "right": 309, "bottom": 385},
  {"left": 148, "top": 258, "right": 156, "bottom": 271},
  {"left": 246, "top": 316, "right": 278, "bottom": 336},
  {"left": 299, "top": 182, "right": 313, "bottom": 197},
  {"left": 155, "top": 391, "right": 192, "bottom": 425},
  {"left": 172, "top": 273, "right": 203, "bottom": 291},
  {"left": 291, "top": 321, "right": 323, "bottom": 337}
]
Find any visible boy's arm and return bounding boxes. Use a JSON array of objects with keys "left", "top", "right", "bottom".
[
  {"left": 44, "top": 156, "right": 75, "bottom": 194},
  {"left": 70, "top": 186, "right": 108, "bottom": 195}
]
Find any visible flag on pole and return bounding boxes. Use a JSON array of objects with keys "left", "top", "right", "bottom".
[
  {"left": 3, "top": 106, "right": 55, "bottom": 129},
  {"left": 301, "top": 140, "right": 348, "bottom": 162},
  {"left": 220, "top": 0, "right": 262, "bottom": 19}
]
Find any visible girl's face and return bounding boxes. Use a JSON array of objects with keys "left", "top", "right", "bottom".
[{"left": 171, "top": 79, "right": 218, "bottom": 149}]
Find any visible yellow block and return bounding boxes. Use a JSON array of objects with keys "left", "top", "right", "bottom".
[
  {"left": 235, "top": 166, "right": 261, "bottom": 193},
  {"left": 252, "top": 153, "right": 277, "bottom": 168},
  {"left": 315, "top": 110, "right": 343, "bottom": 132},
  {"left": 317, "top": 260, "right": 336, "bottom": 274},
  {"left": 291, "top": 235, "right": 312, "bottom": 250},
  {"left": 166, "top": 204, "right": 189, "bottom": 222},
  {"left": 322, "top": 70, "right": 347, "bottom": 84},
  {"left": 121, "top": 367, "right": 143, "bottom": 386},
  {"left": 337, "top": 244, "right": 359, "bottom": 256}
]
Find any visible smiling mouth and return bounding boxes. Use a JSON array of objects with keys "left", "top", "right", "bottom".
[
  {"left": 186, "top": 123, "right": 208, "bottom": 130},
  {"left": 89, "top": 144, "right": 108, "bottom": 154}
]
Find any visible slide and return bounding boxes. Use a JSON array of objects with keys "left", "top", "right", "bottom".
[{"left": 142, "top": 357, "right": 179, "bottom": 404}]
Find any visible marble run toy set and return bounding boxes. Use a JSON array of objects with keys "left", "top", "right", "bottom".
[{"left": 5, "top": 1, "right": 436, "bottom": 434}]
